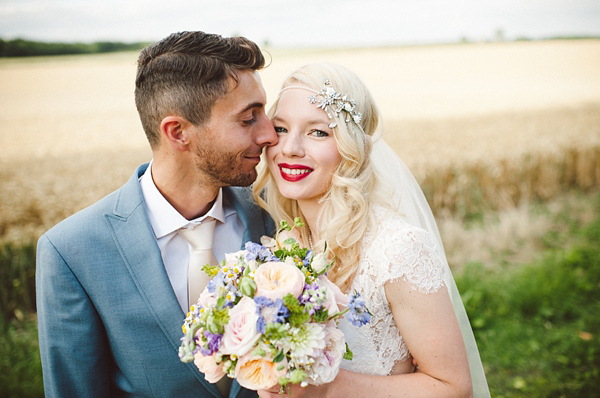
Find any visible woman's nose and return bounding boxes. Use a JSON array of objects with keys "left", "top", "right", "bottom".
[{"left": 281, "top": 132, "right": 305, "bottom": 157}]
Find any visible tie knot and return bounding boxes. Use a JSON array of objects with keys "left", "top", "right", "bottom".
[{"left": 178, "top": 218, "right": 216, "bottom": 251}]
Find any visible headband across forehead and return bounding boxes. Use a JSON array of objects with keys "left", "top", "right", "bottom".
[{"left": 280, "top": 77, "right": 363, "bottom": 129}]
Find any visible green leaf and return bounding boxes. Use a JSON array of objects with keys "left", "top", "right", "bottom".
[
  {"left": 283, "top": 238, "right": 297, "bottom": 245},
  {"left": 273, "top": 350, "right": 285, "bottom": 363},
  {"left": 343, "top": 343, "right": 353, "bottom": 360}
]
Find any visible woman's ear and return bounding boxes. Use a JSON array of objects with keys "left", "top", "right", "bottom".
[{"left": 160, "top": 116, "right": 192, "bottom": 152}]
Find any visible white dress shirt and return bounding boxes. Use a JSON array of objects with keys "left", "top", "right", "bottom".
[{"left": 139, "top": 162, "right": 244, "bottom": 312}]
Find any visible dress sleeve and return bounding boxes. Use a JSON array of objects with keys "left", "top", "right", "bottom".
[{"left": 376, "top": 221, "right": 446, "bottom": 294}]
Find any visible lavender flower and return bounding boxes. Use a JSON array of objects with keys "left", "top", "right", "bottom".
[
  {"left": 346, "top": 292, "right": 371, "bottom": 327},
  {"left": 254, "top": 296, "right": 289, "bottom": 333},
  {"left": 207, "top": 272, "right": 225, "bottom": 293},
  {"left": 245, "top": 242, "right": 278, "bottom": 262},
  {"left": 199, "top": 330, "right": 223, "bottom": 356}
]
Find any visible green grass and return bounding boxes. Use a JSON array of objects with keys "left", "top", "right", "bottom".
[
  {"left": 0, "top": 316, "right": 43, "bottom": 398},
  {"left": 457, "top": 196, "right": 600, "bottom": 397},
  {"left": 0, "top": 192, "right": 598, "bottom": 396}
]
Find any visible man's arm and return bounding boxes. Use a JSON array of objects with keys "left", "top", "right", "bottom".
[{"left": 36, "top": 234, "right": 111, "bottom": 397}]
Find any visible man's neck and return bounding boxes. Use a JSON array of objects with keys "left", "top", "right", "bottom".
[{"left": 150, "top": 160, "right": 221, "bottom": 221}]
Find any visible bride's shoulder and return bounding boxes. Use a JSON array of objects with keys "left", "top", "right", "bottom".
[{"left": 368, "top": 205, "right": 437, "bottom": 249}]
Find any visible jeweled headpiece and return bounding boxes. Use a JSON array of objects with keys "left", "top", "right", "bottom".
[{"left": 281, "top": 78, "right": 363, "bottom": 129}]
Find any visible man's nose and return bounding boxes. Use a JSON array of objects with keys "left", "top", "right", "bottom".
[{"left": 256, "top": 114, "right": 277, "bottom": 147}]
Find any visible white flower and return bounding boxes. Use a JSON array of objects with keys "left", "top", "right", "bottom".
[
  {"left": 280, "top": 323, "right": 326, "bottom": 364},
  {"left": 224, "top": 250, "right": 247, "bottom": 269},
  {"left": 308, "top": 324, "right": 346, "bottom": 385},
  {"left": 311, "top": 252, "right": 327, "bottom": 274}
]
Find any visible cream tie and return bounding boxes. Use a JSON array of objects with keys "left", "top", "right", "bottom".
[{"left": 178, "top": 218, "right": 218, "bottom": 309}]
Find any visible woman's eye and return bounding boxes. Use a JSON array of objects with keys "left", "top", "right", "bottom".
[
  {"left": 274, "top": 126, "right": 287, "bottom": 133},
  {"left": 311, "top": 130, "right": 329, "bottom": 137}
]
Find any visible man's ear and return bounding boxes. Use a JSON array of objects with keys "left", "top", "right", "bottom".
[{"left": 160, "top": 116, "right": 193, "bottom": 152}]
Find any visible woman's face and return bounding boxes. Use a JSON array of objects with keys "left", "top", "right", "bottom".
[{"left": 266, "top": 87, "right": 342, "bottom": 204}]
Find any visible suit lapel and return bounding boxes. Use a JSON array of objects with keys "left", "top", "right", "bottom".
[
  {"left": 224, "top": 186, "right": 273, "bottom": 246},
  {"left": 105, "top": 164, "right": 221, "bottom": 397}
]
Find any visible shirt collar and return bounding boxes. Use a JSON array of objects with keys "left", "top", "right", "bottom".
[{"left": 140, "top": 161, "right": 226, "bottom": 239}]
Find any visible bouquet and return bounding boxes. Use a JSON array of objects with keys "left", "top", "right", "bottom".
[{"left": 178, "top": 218, "right": 371, "bottom": 391}]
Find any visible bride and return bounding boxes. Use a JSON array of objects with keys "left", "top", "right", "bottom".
[{"left": 253, "top": 62, "right": 489, "bottom": 397}]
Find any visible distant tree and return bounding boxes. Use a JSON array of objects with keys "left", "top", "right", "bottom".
[{"left": 0, "top": 38, "right": 146, "bottom": 57}]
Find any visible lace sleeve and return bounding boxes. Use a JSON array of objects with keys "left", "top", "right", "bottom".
[{"left": 372, "top": 220, "right": 446, "bottom": 294}]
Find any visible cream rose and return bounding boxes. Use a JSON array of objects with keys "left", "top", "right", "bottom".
[
  {"left": 311, "top": 252, "right": 328, "bottom": 274},
  {"left": 220, "top": 296, "right": 261, "bottom": 357},
  {"left": 235, "top": 351, "right": 286, "bottom": 390},
  {"left": 193, "top": 352, "right": 226, "bottom": 383},
  {"left": 254, "top": 261, "right": 305, "bottom": 301},
  {"left": 317, "top": 275, "right": 348, "bottom": 316}
]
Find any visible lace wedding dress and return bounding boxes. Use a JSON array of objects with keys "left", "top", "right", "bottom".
[{"left": 338, "top": 205, "right": 447, "bottom": 376}]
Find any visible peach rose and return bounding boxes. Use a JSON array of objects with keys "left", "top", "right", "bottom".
[
  {"left": 317, "top": 275, "right": 348, "bottom": 316},
  {"left": 220, "top": 296, "right": 261, "bottom": 357},
  {"left": 235, "top": 351, "right": 287, "bottom": 390},
  {"left": 254, "top": 261, "right": 305, "bottom": 301},
  {"left": 193, "top": 352, "right": 226, "bottom": 383}
]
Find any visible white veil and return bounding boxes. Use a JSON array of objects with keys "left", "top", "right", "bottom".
[{"left": 371, "top": 137, "right": 490, "bottom": 397}]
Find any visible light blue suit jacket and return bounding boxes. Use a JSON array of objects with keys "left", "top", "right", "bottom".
[{"left": 36, "top": 163, "right": 274, "bottom": 397}]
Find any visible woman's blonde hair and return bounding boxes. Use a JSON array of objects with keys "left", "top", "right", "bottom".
[{"left": 253, "top": 62, "right": 383, "bottom": 291}]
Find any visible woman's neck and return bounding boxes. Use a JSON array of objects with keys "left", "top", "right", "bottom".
[{"left": 296, "top": 198, "right": 322, "bottom": 241}]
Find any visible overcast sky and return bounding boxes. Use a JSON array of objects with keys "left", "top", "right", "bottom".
[{"left": 1, "top": 0, "right": 599, "bottom": 47}]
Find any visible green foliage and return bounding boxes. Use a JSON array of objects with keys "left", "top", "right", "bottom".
[
  {"left": 0, "top": 243, "right": 36, "bottom": 325},
  {"left": 0, "top": 38, "right": 146, "bottom": 57},
  {"left": 0, "top": 317, "right": 43, "bottom": 398},
  {"left": 456, "top": 204, "right": 600, "bottom": 397},
  {"left": 282, "top": 294, "right": 310, "bottom": 327}
]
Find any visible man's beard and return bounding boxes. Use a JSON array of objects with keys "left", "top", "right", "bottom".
[{"left": 194, "top": 143, "right": 257, "bottom": 187}]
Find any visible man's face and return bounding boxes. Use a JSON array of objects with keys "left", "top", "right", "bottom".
[{"left": 190, "top": 70, "right": 277, "bottom": 187}]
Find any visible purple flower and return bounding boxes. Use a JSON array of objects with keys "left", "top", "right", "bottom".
[{"left": 199, "top": 330, "right": 223, "bottom": 356}]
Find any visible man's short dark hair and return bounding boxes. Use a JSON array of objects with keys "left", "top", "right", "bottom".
[{"left": 135, "top": 31, "right": 265, "bottom": 149}]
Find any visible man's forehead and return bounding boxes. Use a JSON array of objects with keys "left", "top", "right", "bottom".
[{"left": 216, "top": 70, "right": 266, "bottom": 113}]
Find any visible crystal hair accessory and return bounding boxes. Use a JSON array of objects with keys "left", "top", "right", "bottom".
[{"left": 281, "top": 78, "right": 363, "bottom": 129}]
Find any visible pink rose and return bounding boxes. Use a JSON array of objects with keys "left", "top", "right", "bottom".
[
  {"left": 220, "top": 296, "right": 261, "bottom": 357},
  {"left": 235, "top": 351, "right": 287, "bottom": 390},
  {"left": 193, "top": 352, "right": 226, "bottom": 383},
  {"left": 317, "top": 275, "right": 348, "bottom": 316},
  {"left": 308, "top": 323, "right": 346, "bottom": 385},
  {"left": 254, "top": 261, "right": 305, "bottom": 301}
]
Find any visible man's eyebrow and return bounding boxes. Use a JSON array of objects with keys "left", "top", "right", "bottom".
[{"left": 238, "top": 102, "right": 265, "bottom": 114}]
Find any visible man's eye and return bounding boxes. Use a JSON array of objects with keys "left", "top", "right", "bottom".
[
  {"left": 274, "top": 126, "right": 287, "bottom": 133},
  {"left": 243, "top": 118, "right": 256, "bottom": 126}
]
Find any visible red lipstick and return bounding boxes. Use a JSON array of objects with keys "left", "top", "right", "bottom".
[{"left": 278, "top": 163, "right": 313, "bottom": 182}]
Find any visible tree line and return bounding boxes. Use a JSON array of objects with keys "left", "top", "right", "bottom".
[{"left": 0, "top": 38, "right": 147, "bottom": 57}]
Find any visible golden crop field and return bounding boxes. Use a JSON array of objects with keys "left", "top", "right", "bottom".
[{"left": 1, "top": 40, "right": 599, "bottom": 244}]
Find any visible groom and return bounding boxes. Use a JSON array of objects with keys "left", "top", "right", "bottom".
[{"left": 36, "top": 31, "right": 276, "bottom": 397}]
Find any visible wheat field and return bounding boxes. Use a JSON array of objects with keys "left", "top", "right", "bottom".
[{"left": 1, "top": 40, "right": 599, "bottom": 244}]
